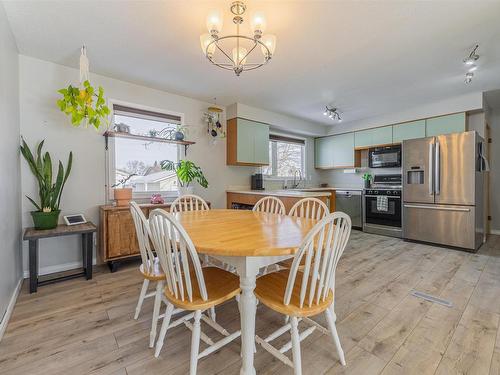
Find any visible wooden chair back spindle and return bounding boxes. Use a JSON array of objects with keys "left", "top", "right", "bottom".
[
  {"left": 253, "top": 196, "right": 286, "bottom": 215},
  {"left": 170, "top": 194, "right": 209, "bottom": 214},
  {"left": 284, "top": 212, "right": 351, "bottom": 309},
  {"left": 149, "top": 209, "right": 208, "bottom": 303},
  {"left": 288, "top": 197, "right": 329, "bottom": 220},
  {"left": 130, "top": 201, "right": 156, "bottom": 274}
]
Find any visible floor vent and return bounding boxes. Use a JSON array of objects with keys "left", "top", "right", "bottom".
[{"left": 410, "top": 290, "right": 453, "bottom": 308}]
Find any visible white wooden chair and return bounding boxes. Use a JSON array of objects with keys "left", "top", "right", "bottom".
[
  {"left": 130, "top": 201, "right": 167, "bottom": 348},
  {"left": 170, "top": 194, "right": 220, "bottom": 320},
  {"left": 288, "top": 197, "right": 329, "bottom": 220},
  {"left": 170, "top": 194, "right": 210, "bottom": 213},
  {"left": 278, "top": 198, "right": 330, "bottom": 271},
  {"left": 254, "top": 212, "right": 352, "bottom": 375},
  {"left": 149, "top": 209, "right": 241, "bottom": 374},
  {"left": 253, "top": 196, "right": 286, "bottom": 215}
]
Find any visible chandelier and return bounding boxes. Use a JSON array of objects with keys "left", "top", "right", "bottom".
[
  {"left": 200, "top": 1, "right": 276, "bottom": 76},
  {"left": 323, "top": 106, "right": 342, "bottom": 122}
]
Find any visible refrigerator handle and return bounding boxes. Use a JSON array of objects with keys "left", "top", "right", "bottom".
[
  {"left": 428, "top": 142, "right": 434, "bottom": 195},
  {"left": 435, "top": 141, "right": 440, "bottom": 195}
]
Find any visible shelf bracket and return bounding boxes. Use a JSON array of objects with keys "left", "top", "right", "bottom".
[
  {"left": 104, "top": 132, "right": 109, "bottom": 151},
  {"left": 184, "top": 144, "right": 190, "bottom": 156}
]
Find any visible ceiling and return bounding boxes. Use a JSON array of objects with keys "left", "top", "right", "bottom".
[{"left": 4, "top": 1, "right": 500, "bottom": 128}]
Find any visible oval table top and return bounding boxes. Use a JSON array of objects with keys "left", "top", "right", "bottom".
[{"left": 175, "top": 209, "right": 318, "bottom": 257}]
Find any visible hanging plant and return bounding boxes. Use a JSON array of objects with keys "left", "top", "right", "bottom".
[{"left": 56, "top": 46, "right": 110, "bottom": 129}]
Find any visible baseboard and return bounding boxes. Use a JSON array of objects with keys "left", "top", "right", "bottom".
[
  {"left": 0, "top": 278, "right": 23, "bottom": 342},
  {"left": 23, "top": 258, "right": 97, "bottom": 278}
]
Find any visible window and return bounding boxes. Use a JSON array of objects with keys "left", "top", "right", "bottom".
[
  {"left": 108, "top": 104, "right": 181, "bottom": 197},
  {"left": 262, "top": 134, "right": 305, "bottom": 178}
]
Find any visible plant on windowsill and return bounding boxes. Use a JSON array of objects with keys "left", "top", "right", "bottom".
[
  {"left": 160, "top": 159, "right": 208, "bottom": 196},
  {"left": 111, "top": 173, "right": 136, "bottom": 207},
  {"left": 20, "top": 138, "right": 73, "bottom": 230},
  {"left": 57, "top": 80, "right": 110, "bottom": 129}
]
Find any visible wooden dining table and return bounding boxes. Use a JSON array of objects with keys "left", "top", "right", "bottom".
[{"left": 176, "top": 209, "right": 317, "bottom": 375}]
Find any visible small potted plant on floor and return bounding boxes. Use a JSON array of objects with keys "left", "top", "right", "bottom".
[
  {"left": 20, "top": 139, "right": 73, "bottom": 230},
  {"left": 160, "top": 159, "right": 208, "bottom": 196},
  {"left": 112, "top": 173, "right": 136, "bottom": 206}
]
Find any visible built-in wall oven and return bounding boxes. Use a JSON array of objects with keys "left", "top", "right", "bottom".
[
  {"left": 363, "top": 174, "right": 402, "bottom": 238},
  {"left": 369, "top": 145, "right": 401, "bottom": 168}
]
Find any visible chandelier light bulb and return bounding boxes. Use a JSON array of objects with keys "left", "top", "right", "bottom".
[
  {"left": 206, "top": 9, "right": 224, "bottom": 35},
  {"left": 250, "top": 11, "right": 266, "bottom": 36},
  {"left": 232, "top": 46, "right": 248, "bottom": 66},
  {"left": 200, "top": 34, "right": 216, "bottom": 57},
  {"left": 323, "top": 111, "right": 328, "bottom": 116},
  {"left": 260, "top": 34, "right": 276, "bottom": 58}
]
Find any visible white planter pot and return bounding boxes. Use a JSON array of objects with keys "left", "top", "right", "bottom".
[{"left": 178, "top": 186, "right": 194, "bottom": 196}]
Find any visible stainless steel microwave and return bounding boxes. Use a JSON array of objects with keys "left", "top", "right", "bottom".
[{"left": 368, "top": 145, "right": 401, "bottom": 168}]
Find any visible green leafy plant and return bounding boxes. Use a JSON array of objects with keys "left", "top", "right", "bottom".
[
  {"left": 20, "top": 138, "right": 73, "bottom": 212},
  {"left": 362, "top": 173, "right": 372, "bottom": 181},
  {"left": 160, "top": 159, "right": 208, "bottom": 188},
  {"left": 57, "top": 80, "right": 110, "bottom": 129}
]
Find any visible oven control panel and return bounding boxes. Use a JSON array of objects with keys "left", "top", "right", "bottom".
[{"left": 365, "top": 189, "right": 401, "bottom": 197}]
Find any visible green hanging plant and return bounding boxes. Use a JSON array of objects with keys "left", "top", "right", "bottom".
[{"left": 57, "top": 80, "right": 110, "bottom": 129}]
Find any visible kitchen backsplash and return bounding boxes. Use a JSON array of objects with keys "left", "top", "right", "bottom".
[{"left": 318, "top": 167, "right": 401, "bottom": 187}]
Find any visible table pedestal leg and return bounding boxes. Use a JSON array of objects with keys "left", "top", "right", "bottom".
[{"left": 236, "top": 259, "right": 259, "bottom": 375}]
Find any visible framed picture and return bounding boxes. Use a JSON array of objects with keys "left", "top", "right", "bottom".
[{"left": 64, "top": 214, "right": 87, "bottom": 226}]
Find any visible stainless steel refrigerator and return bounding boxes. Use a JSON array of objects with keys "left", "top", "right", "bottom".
[{"left": 402, "top": 131, "right": 485, "bottom": 251}]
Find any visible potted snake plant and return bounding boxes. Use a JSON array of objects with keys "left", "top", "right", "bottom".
[{"left": 20, "top": 138, "right": 73, "bottom": 230}]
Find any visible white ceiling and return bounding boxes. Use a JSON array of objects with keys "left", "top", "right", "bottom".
[{"left": 3, "top": 0, "right": 500, "bottom": 128}]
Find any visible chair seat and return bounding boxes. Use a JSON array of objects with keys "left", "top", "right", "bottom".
[
  {"left": 164, "top": 267, "right": 240, "bottom": 311},
  {"left": 255, "top": 270, "right": 333, "bottom": 318},
  {"left": 139, "top": 258, "right": 166, "bottom": 281}
]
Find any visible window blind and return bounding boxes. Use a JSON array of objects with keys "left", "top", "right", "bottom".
[
  {"left": 269, "top": 134, "right": 305, "bottom": 145},
  {"left": 113, "top": 104, "right": 182, "bottom": 124}
]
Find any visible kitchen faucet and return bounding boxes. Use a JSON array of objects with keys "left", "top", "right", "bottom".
[{"left": 292, "top": 169, "right": 302, "bottom": 189}]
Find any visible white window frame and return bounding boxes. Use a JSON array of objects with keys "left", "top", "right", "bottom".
[
  {"left": 105, "top": 99, "right": 183, "bottom": 202},
  {"left": 263, "top": 132, "right": 307, "bottom": 180}
]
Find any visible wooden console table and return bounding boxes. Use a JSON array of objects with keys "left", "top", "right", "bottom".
[{"left": 23, "top": 222, "right": 97, "bottom": 293}]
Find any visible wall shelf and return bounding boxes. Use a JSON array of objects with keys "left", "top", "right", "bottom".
[{"left": 103, "top": 131, "right": 195, "bottom": 156}]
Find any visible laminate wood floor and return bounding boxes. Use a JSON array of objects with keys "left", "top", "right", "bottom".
[{"left": 2, "top": 231, "right": 500, "bottom": 375}]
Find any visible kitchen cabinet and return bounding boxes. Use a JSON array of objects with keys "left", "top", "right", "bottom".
[
  {"left": 315, "top": 133, "right": 355, "bottom": 169},
  {"left": 354, "top": 126, "right": 392, "bottom": 149},
  {"left": 426, "top": 113, "right": 465, "bottom": 137},
  {"left": 227, "top": 118, "right": 270, "bottom": 166},
  {"left": 392, "top": 120, "right": 426, "bottom": 143}
]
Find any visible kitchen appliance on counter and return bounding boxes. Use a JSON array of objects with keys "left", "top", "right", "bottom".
[
  {"left": 251, "top": 173, "right": 264, "bottom": 190},
  {"left": 369, "top": 145, "right": 401, "bottom": 168},
  {"left": 336, "top": 190, "right": 362, "bottom": 229},
  {"left": 403, "top": 131, "right": 485, "bottom": 251},
  {"left": 363, "top": 174, "right": 402, "bottom": 237}
]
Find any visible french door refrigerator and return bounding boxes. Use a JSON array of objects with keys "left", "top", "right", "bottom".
[{"left": 402, "top": 131, "right": 485, "bottom": 251}]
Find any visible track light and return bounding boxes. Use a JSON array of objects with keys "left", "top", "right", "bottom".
[
  {"left": 323, "top": 106, "right": 342, "bottom": 122},
  {"left": 463, "top": 45, "right": 479, "bottom": 84}
]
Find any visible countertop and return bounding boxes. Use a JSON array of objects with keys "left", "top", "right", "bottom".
[
  {"left": 226, "top": 190, "right": 331, "bottom": 198},
  {"left": 293, "top": 187, "right": 364, "bottom": 192}
]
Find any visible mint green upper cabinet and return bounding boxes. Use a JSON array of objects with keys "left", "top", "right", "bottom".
[
  {"left": 331, "top": 133, "right": 355, "bottom": 167},
  {"left": 426, "top": 113, "right": 465, "bottom": 137},
  {"left": 231, "top": 118, "right": 269, "bottom": 165},
  {"left": 315, "top": 133, "right": 355, "bottom": 169},
  {"left": 354, "top": 126, "right": 393, "bottom": 148},
  {"left": 393, "top": 120, "right": 426, "bottom": 143},
  {"left": 253, "top": 121, "right": 270, "bottom": 164},
  {"left": 315, "top": 136, "right": 335, "bottom": 168}
]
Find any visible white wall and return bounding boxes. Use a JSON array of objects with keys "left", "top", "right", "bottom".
[
  {"left": 19, "top": 56, "right": 256, "bottom": 274},
  {"left": 327, "top": 91, "right": 484, "bottom": 136},
  {"left": 0, "top": 3, "right": 22, "bottom": 331}
]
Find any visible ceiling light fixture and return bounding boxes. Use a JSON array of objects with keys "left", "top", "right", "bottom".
[
  {"left": 463, "top": 45, "right": 479, "bottom": 84},
  {"left": 200, "top": 1, "right": 276, "bottom": 76},
  {"left": 324, "top": 106, "right": 342, "bottom": 122}
]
